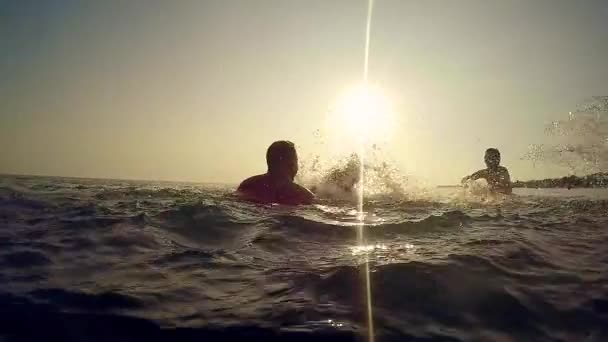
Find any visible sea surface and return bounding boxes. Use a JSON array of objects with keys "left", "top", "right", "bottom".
[{"left": 1, "top": 175, "right": 607, "bottom": 341}]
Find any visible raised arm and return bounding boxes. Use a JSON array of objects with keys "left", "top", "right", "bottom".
[{"left": 462, "top": 169, "right": 488, "bottom": 183}]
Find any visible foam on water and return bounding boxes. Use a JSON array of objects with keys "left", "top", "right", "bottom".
[{"left": 1, "top": 175, "right": 607, "bottom": 341}]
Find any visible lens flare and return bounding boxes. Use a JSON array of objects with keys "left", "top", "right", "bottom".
[{"left": 359, "top": 1, "right": 375, "bottom": 341}]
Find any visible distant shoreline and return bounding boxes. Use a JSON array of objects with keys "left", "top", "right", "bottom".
[
  {"left": 0, "top": 172, "right": 235, "bottom": 186},
  {"left": 513, "top": 173, "right": 608, "bottom": 189},
  {"left": 438, "top": 173, "right": 608, "bottom": 189}
]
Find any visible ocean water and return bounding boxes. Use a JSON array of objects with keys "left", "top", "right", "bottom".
[{"left": 1, "top": 175, "right": 607, "bottom": 341}]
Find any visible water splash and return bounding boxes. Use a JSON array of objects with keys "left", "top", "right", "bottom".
[
  {"left": 524, "top": 96, "right": 608, "bottom": 174},
  {"left": 298, "top": 151, "right": 411, "bottom": 199}
]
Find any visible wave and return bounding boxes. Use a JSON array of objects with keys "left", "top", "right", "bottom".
[
  {"left": 30, "top": 288, "right": 143, "bottom": 311},
  {"left": 309, "top": 256, "right": 607, "bottom": 340},
  {"left": 0, "top": 186, "right": 56, "bottom": 211},
  {"left": 267, "top": 210, "right": 473, "bottom": 241},
  {"left": 2, "top": 176, "right": 608, "bottom": 341},
  {"left": 147, "top": 202, "right": 267, "bottom": 250},
  {"left": 94, "top": 187, "right": 196, "bottom": 200},
  {"left": 0, "top": 291, "right": 361, "bottom": 342},
  {"left": 1, "top": 250, "right": 52, "bottom": 268}
]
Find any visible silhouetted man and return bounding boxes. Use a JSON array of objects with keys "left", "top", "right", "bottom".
[
  {"left": 237, "top": 141, "right": 314, "bottom": 205},
  {"left": 462, "top": 148, "right": 512, "bottom": 194}
]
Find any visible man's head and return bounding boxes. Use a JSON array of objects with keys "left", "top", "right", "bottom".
[
  {"left": 266, "top": 140, "right": 298, "bottom": 180},
  {"left": 484, "top": 148, "right": 501, "bottom": 168}
]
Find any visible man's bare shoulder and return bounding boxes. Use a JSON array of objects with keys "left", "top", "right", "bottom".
[
  {"left": 237, "top": 174, "right": 313, "bottom": 205},
  {"left": 290, "top": 183, "right": 315, "bottom": 204},
  {"left": 237, "top": 174, "right": 268, "bottom": 192},
  {"left": 236, "top": 174, "right": 272, "bottom": 203}
]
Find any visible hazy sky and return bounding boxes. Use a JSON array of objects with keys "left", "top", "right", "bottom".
[{"left": 2, "top": 0, "right": 608, "bottom": 184}]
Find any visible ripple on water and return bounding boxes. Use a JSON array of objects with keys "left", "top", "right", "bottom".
[{"left": 1, "top": 176, "right": 607, "bottom": 341}]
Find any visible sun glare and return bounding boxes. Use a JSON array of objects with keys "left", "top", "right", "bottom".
[{"left": 327, "top": 83, "right": 394, "bottom": 147}]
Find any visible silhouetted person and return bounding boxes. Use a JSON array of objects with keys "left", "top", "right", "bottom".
[
  {"left": 462, "top": 148, "right": 512, "bottom": 194},
  {"left": 237, "top": 141, "right": 314, "bottom": 205}
]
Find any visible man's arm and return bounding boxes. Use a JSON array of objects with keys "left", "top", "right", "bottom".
[
  {"left": 462, "top": 169, "right": 487, "bottom": 183},
  {"left": 293, "top": 183, "right": 315, "bottom": 204}
]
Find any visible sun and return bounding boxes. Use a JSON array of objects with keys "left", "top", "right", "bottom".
[{"left": 326, "top": 83, "right": 395, "bottom": 149}]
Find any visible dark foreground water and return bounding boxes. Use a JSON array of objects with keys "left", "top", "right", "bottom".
[{"left": 1, "top": 175, "right": 607, "bottom": 341}]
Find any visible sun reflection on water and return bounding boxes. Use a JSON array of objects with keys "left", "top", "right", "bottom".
[{"left": 350, "top": 243, "right": 388, "bottom": 255}]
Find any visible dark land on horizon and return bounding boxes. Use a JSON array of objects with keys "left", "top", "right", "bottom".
[
  {"left": 437, "top": 173, "right": 608, "bottom": 189},
  {"left": 513, "top": 172, "right": 608, "bottom": 189}
]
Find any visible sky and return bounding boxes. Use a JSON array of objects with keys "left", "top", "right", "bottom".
[{"left": 1, "top": 0, "right": 608, "bottom": 185}]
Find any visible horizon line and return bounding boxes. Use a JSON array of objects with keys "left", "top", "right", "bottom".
[{"left": 0, "top": 172, "right": 238, "bottom": 186}]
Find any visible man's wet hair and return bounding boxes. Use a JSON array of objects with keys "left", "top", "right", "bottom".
[
  {"left": 485, "top": 148, "right": 501, "bottom": 164},
  {"left": 266, "top": 141, "right": 296, "bottom": 170}
]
